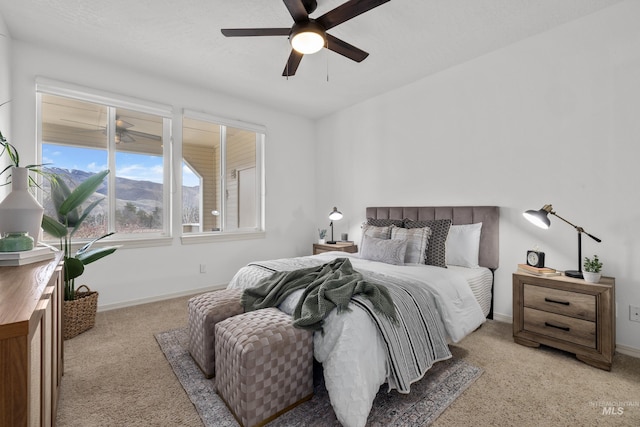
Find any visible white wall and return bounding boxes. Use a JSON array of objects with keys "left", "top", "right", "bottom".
[
  {"left": 7, "top": 40, "right": 317, "bottom": 309},
  {"left": 316, "top": 1, "right": 640, "bottom": 352}
]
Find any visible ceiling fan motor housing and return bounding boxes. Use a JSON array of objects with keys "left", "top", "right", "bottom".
[{"left": 302, "top": 0, "right": 318, "bottom": 14}]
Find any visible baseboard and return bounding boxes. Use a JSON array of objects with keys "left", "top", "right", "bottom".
[
  {"left": 491, "top": 312, "right": 512, "bottom": 323},
  {"left": 490, "top": 312, "right": 640, "bottom": 359},
  {"left": 97, "top": 284, "right": 227, "bottom": 312},
  {"left": 616, "top": 343, "right": 640, "bottom": 359}
]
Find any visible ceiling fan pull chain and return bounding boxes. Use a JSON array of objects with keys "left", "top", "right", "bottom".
[{"left": 326, "top": 49, "right": 330, "bottom": 82}]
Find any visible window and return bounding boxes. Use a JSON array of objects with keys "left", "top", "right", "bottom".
[
  {"left": 182, "top": 111, "right": 265, "bottom": 237},
  {"left": 37, "top": 83, "right": 172, "bottom": 242}
]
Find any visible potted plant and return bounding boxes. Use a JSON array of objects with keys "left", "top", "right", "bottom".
[
  {"left": 0, "top": 125, "right": 53, "bottom": 245},
  {"left": 318, "top": 228, "right": 327, "bottom": 244},
  {"left": 583, "top": 255, "right": 603, "bottom": 283},
  {"left": 41, "top": 170, "right": 119, "bottom": 339}
]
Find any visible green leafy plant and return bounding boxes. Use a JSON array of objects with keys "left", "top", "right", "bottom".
[
  {"left": 583, "top": 255, "right": 603, "bottom": 273},
  {"left": 318, "top": 228, "right": 327, "bottom": 239},
  {"left": 1, "top": 106, "right": 52, "bottom": 187},
  {"left": 41, "top": 170, "right": 119, "bottom": 300}
]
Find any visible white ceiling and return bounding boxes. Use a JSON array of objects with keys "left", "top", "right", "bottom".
[{"left": 0, "top": 0, "right": 625, "bottom": 119}]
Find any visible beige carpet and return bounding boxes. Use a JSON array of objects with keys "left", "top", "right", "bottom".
[{"left": 57, "top": 295, "right": 640, "bottom": 426}]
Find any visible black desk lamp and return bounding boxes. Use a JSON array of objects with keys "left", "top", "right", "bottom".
[
  {"left": 523, "top": 204, "right": 601, "bottom": 279},
  {"left": 327, "top": 207, "right": 343, "bottom": 244}
]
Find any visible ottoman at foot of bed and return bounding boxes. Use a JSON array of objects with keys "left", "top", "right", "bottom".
[
  {"left": 215, "top": 308, "right": 314, "bottom": 427},
  {"left": 187, "top": 288, "right": 244, "bottom": 378}
]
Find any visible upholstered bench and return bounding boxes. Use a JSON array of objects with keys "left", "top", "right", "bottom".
[
  {"left": 187, "top": 288, "right": 243, "bottom": 378},
  {"left": 215, "top": 308, "right": 313, "bottom": 427}
]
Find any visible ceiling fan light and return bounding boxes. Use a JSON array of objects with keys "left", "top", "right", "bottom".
[
  {"left": 290, "top": 21, "right": 326, "bottom": 55},
  {"left": 292, "top": 31, "right": 325, "bottom": 54}
]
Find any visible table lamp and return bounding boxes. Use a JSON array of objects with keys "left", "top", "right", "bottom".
[
  {"left": 523, "top": 204, "right": 601, "bottom": 279},
  {"left": 327, "top": 207, "right": 343, "bottom": 244}
]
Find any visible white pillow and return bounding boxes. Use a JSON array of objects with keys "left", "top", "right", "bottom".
[
  {"left": 446, "top": 223, "right": 482, "bottom": 268},
  {"left": 360, "top": 235, "right": 407, "bottom": 265},
  {"left": 390, "top": 225, "right": 431, "bottom": 265}
]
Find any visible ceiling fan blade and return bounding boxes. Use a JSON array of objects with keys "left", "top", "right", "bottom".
[
  {"left": 326, "top": 34, "right": 368, "bottom": 62},
  {"left": 282, "top": 50, "right": 304, "bottom": 77},
  {"left": 283, "top": 0, "right": 309, "bottom": 22},
  {"left": 221, "top": 28, "right": 290, "bottom": 37},
  {"left": 118, "top": 132, "right": 136, "bottom": 143},
  {"left": 317, "top": 0, "right": 390, "bottom": 30},
  {"left": 126, "top": 130, "right": 162, "bottom": 141}
]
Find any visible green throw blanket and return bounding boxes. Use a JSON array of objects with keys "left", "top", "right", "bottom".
[{"left": 241, "top": 258, "right": 397, "bottom": 331}]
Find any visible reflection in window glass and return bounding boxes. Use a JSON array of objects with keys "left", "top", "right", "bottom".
[
  {"left": 182, "top": 114, "right": 264, "bottom": 234},
  {"left": 182, "top": 160, "right": 202, "bottom": 232},
  {"left": 113, "top": 108, "right": 164, "bottom": 233},
  {"left": 39, "top": 92, "right": 170, "bottom": 240}
]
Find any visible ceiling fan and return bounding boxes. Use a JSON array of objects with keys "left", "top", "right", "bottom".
[
  {"left": 60, "top": 117, "right": 161, "bottom": 143},
  {"left": 221, "top": 0, "right": 391, "bottom": 77},
  {"left": 109, "top": 118, "right": 161, "bottom": 143}
]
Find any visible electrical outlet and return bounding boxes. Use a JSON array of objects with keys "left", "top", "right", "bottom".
[
  {"left": 199, "top": 264, "right": 206, "bottom": 274},
  {"left": 630, "top": 305, "right": 640, "bottom": 323}
]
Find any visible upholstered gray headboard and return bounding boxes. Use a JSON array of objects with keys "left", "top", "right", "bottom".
[{"left": 365, "top": 206, "right": 500, "bottom": 270}]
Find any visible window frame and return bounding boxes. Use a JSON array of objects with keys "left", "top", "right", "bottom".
[
  {"left": 36, "top": 78, "right": 174, "bottom": 248},
  {"left": 180, "top": 109, "right": 266, "bottom": 245}
]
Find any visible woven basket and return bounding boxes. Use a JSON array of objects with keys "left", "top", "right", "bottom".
[{"left": 63, "top": 285, "right": 98, "bottom": 340}]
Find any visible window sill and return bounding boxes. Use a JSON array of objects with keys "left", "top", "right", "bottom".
[
  {"left": 180, "top": 231, "right": 266, "bottom": 245},
  {"left": 40, "top": 236, "right": 173, "bottom": 251}
]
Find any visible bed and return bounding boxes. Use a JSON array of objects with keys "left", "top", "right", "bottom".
[{"left": 227, "top": 206, "right": 499, "bottom": 427}]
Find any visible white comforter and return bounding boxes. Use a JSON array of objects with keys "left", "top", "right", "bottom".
[{"left": 227, "top": 252, "right": 486, "bottom": 427}]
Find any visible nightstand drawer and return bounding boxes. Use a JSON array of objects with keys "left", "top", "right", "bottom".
[
  {"left": 313, "top": 243, "right": 358, "bottom": 255},
  {"left": 523, "top": 284, "right": 596, "bottom": 321},
  {"left": 523, "top": 307, "right": 596, "bottom": 348}
]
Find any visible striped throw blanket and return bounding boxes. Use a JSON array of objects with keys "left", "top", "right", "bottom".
[
  {"left": 244, "top": 257, "right": 451, "bottom": 393},
  {"left": 352, "top": 269, "right": 452, "bottom": 392}
]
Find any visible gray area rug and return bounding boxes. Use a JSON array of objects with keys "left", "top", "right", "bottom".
[{"left": 155, "top": 328, "right": 483, "bottom": 427}]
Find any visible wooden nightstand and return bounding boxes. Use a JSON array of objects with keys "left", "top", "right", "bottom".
[
  {"left": 513, "top": 272, "right": 615, "bottom": 370},
  {"left": 313, "top": 242, "right": 358, "bottom": 255}
]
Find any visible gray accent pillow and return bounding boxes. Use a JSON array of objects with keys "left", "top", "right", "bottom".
[
  {"left": 404, "top": 219, "right": 452, "bottom": 268},
  {"left": 367, "top": 218, "right": 404, "bottom": 227},
  {"left": 390, "top": 225, "right": 431, "bottom": 265},
  {"left": 361, "top": 223, "right": 392, "bottom": 243},
  {"left": 360, "top": 235, "right": 407, "bottom": 265}
]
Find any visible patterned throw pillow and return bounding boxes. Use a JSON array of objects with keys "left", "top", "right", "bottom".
[
  {"left": 390, "top": 225, "right": 431, "bottom": 264},
  {"left": 367, "top": 218, "right": 404, "bottom": 227},
  {"left": 360, "top": 235, "right": 407, "bottom": 265},
  {"left": 404, "top": 219, "right": 452, "bottom": 268},
  {"left": 361, "top": 223, "right": 392, "bottom": 240}
]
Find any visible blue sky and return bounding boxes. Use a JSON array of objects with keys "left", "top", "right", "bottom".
[{"left": 43, "top": 144, "right": 198, "bottom": 187}]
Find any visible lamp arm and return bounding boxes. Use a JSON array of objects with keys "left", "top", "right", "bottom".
[
  {"left": 551, "top": 212, "right": 602, "bottom": 243},
  {"left": 583, "top": 229, "right": 602, "bottom": 243}
]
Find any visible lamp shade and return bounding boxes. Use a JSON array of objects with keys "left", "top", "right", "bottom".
[
  {"left": 290, "top": 21, "right": 326, "bottom": 54},
  {"left": 523, "top": 205, "right": 552, "bottom": 229},
  {"left": 329, "top": 207, "right": 343, "bottom": 221}
]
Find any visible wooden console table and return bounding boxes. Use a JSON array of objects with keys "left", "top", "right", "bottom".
[{"left": 0, "top": 251, "right": 64, "bottom": 426}]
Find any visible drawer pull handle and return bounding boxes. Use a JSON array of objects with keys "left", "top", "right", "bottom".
[
  {"left": 545, "top": 322, "right": 570, "bottom": 332},
  {"left": 544, "top": 297, "right": 570, "bottom": 306}
]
